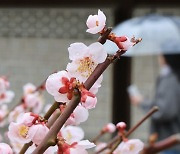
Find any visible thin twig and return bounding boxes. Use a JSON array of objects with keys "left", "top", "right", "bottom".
[
  {"left": 96, "top": 106, "right": 159, "bottom": 154},
  {"left": 108, "top": 106, "right": 159, "bottom": 154},
  {"left": 142, "top": 134, "right": 180, "bottom": 154}
]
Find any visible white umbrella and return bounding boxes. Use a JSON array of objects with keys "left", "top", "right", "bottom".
[{"left": 104, "top": 14, "right": 180, "bottom": 56}]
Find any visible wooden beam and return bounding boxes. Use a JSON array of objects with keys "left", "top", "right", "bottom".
[
  {"left": 0, "top": 0, "right": 118, "bottom": 7},
  {"left": 112, "top": 57, "right": 132, "bottom": 129},
  {"left": 112, "top": 3, "right": 133, "bottom": 129},
  {"left": 135, "top": 0, "right": 180, "bottom": 7}
]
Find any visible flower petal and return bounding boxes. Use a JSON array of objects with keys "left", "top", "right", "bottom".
[{"left": 68, "top": 43, "right": 87, "bottom": 61}]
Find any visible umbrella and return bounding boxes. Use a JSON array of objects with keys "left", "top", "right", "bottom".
[{"left": 104, "top": 14, "right": 180, "bottom": 56}]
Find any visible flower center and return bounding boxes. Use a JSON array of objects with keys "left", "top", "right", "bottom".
[
  {"left": 77, "top": 57, "right": 95, "bottom": 78},
  {"left": 66, "top": 130, "right": 72, "bottom": 141},
  {"left": 18, "top": 125, "right": 29, "bottom": 138},
  {"left": 129, "top": 144, "right": 135, "bottom": 151},
  {"left": 96, "top": 20, "right": 99, "bottom": 26}
]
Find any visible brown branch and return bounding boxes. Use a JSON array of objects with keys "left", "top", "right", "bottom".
[
  {"left": 108, "top": 106, "right": 159, "bottom": 154},
  {"left": 91, "top": 131, "right": 105, "bottom": 144},
  {"left": 96, "top": 106, "right": 159, "bottom": 154},
  {"left": 31, "top": 28, "right": 129, "bottom": 154},
  {"left": 142, "top": 134, "right": 180, "bottom": 154},
  {"left": 19, "top": 142, "right": 33, "bottom": 154},
  {"left": 46, "top": 109, "right": 61, "bottom": 128},
  {"left": 32, "top": 89, "right": 81, "bottom": 154}
]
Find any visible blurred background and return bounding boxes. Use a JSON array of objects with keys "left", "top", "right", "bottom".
[{"left": 0, "top": 0, "right": 179, "bottom": 144}]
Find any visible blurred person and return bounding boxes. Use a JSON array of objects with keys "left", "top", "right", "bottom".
[{"left": 129, "top": 54, "right": 180, "bottom": 154}]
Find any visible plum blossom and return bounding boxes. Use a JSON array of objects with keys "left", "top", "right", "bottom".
[
  {"left": 8, "top": 112, "right": 49, "bottom": 145},
  {"left": 116, "top": 122, "right": 126, "bottom": 131},
  {"left": 46, "top": 71, "right": 75, "bottom": 103},
  {"left": 114, "top": 36, "right": 135, "bottom": 51},
  {"left": 8, "top": 122, "right": 34, "bottom": 143},
  {"left": 29, "top": 124, "right": 49, "bottom": 145},
  {"left": 58, "top": 125, "right": 95, "bottom": 153},
  {"left": 16, "top": 113, "right": 35, "bottom": 126},
  {"left": 95, "top": 142, "right": 110, "bottom": 154},
  {"left": 23, "top": 83, "right": 36, "bottom": 95},
  {"left": 0, "top": 105, "right": 8, "bottom": 127},
  {"left": 0, "top": 76, "right": 14, "bottom": 104},
  {"left": 102, "top": 123, "right": 116, "bottom": 133},
  {"left": 62, "top": 105, "right": 89, "bottom": 125},
  {"left": 24, "top": 92, "right": 44, "bottom": 114},
  {"left": 69, "top": 140, "right": 95, "bottom": 154},
  {"left": 67, "top": 42, "right": 107, "bottom": 83},
  {"left": 113, "top": 139, "right": 144, "bottom": 154},
  {"left": 22, "top": 83, "right": 44, "bottom": 114},
  {"left": 0, "top": 91, "right": 14, "bottom": 104},
  {"left": 80, "top": 88, "right": 97, "bottom": 109},
  {"left": 0, "top": 76, "right": 9, "bottom": 93},
  {"left": 46, "top": 71, "right": 97, "bottom": 109},
  {"left": 58, "top": 139, "right": 95, "bottom": 154},
  {"left": 86, "top": 9, "right": 106, "bottom": 34},
  {"left": 0, "top": 143, "right": 13, "bottom": 154},
  {"left": 61, "top": 126, "right": 84, "bottom": 144},
  {"left": 8, "top": 105, "right": 25, "bottom": 123}
]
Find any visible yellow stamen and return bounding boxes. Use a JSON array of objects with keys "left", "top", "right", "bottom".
[
  {"left": 96, "top": 20, "right": 99, "bottom": 26},
  {"left": 77, "top": 57, "right": 96, "bottom": 78},
  {"left": 129, "top": 144, "right": 135, "bottom": 151},
  {"left": 18, "top": 125, "right": 29, "bottom": 138},
  {"left": 66, "top": 130, "right": 72, "bottom": 141}
]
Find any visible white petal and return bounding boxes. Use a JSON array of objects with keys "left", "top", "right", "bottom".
[
  {"left": 16, "top": 112, "right": 34, "bottom": 126},
  {"left": 3, "top": 91, "right": 15, "bottom": 103},
  {"left": 23, "top": 83, "right": 36, "bottom": 95},
  {"left": 68, "top": 43, "right": 87, "bottom": 61},
  {"left": 82, "top": 96, "right": 97, "bottom": 109},
  {"left": 89, "top": 75, "right": 103, "bottom": 94},
  {"left": 74, "top": 106, "right": 89, "bottom": 124},
  {"left": 61, "top": 126, "right": 84, "bottom": 144},
  {"left": 89, "top": 42, "right": 107, "bottom": 63},
  {"left": 86, "top": 15, "right": 98, "bottom": 28},
  {"left": 29, "top": 124, "right": 49, "bottom": 145},
  {"left": 77, "top": 140, "right": 96, "bottom": 149},
  {"left": 97, "top": 9, "right": 106, "bottom": 26},
  {"left": 54, "top": 93, "right": 70, "bottom": 103},
  {"left": 86, "top": 26, "right": 104, "bottom": 34},
  {"left": 46, "top": 72, "right": 62, "bottom": 96}
]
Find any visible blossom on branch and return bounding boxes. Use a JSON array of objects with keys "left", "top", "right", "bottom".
[
  {"left": 46, "top": 71, "right": 76, "bottom": 103},
  {"left": 0, "top": 143, "right": 13, "bottom": 154},
  {"left": 61, "top": 125, "right": 84, "bottom": 145},
  {"left": 8, "top": 112, "right": 49, "bottom": 145},
  {"left": 61, "top": 105, "right": 89, "bottom": 125},
  {"left": 46, "top": 70, "right": 98, "bottom": 109},
  {"left": 113, "top": 139, "right": 144, "bottom": 154},
  {"left": 23, "top": 83, "right": 36, "bottom": 95},
  {"left": 113, "top": 36, "right": 135, "bottom": 51},
  {"left": 67, "top": 42, "right": 107, "bottom": 82},
  {"left": 22, "top": 83, "right": 44, "bottom": 114},
  {"left": 0, "top": 77, "right": 9, "bottom": 93},
  {"left": 102, "top": 123, "right": 116, "bottom": 133},
  {"left": 86, "top": 9, "right": 106, "bottom": 34},
  {"left": 0, "top": 76, "right": 14, "bottom": 104}
]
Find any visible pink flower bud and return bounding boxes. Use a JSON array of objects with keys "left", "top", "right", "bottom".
[
  {"left": 116, "top": 122, "right": 126, "bottom": 131},
  {"left": 102, "top": 123, "right": 116, "bottom": 133}
]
